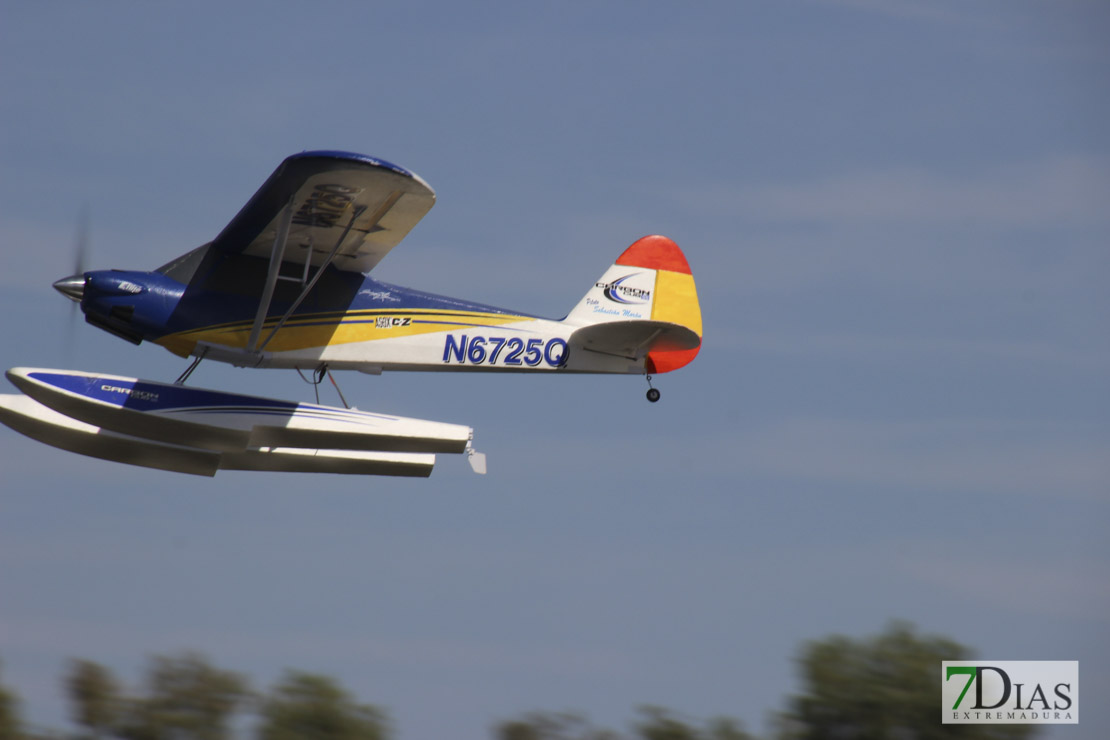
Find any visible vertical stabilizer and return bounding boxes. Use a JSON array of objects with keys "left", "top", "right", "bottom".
[{"left": 565, "top": 235, "right": 701, "bottom": 373}]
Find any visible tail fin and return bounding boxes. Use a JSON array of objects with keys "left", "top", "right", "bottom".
[{"left": 564, "top": 235, "right": 702, "bottom": 374}]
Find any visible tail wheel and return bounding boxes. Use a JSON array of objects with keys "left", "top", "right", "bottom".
[{"left": 646, "top": 388, "right": 661, "bottom": 403}]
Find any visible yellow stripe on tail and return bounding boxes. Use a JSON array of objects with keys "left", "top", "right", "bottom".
[{"left": 616, "top": 235, "right": 701, "bottom": 373}]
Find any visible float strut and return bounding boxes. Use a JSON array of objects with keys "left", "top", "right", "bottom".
[{"left": 174, "top": 348, "right": 207, "bottom": 386}]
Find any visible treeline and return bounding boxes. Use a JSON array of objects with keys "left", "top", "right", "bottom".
[
  {"left": 2, "top": 654, "right": 386, "bottom": 740},
  {"left": 0, "top": 623, "right": 1037, "bottom": 739}
]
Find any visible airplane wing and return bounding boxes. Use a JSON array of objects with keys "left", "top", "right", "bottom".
[{"left": 210, "top": 151, "right": 435, "bottom": 274}]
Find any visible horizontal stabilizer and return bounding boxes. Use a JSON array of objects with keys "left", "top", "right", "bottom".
[{"left": 568, "top": 320, "right": 700, "bottom": 361}]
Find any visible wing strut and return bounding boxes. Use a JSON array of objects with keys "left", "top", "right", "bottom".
[
  {"left": 246, "top": 198, "right": 294, "bottom": 353},
  {"left": 256, "top": 203, "right": 369, "bottom": 353}
]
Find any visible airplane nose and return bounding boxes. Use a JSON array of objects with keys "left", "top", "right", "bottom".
[{"left": 53, "top": 274, "right": 86, "bottom": 302}]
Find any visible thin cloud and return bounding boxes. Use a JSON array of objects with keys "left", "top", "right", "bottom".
[
  {"left": 484, "top": 415, "right": 1110, "bottom": 501},
  {"left": 686, "top": 418, "right": 1110, "bottom": 500},
  {"left": 0, "top": 616, "right": 629, "bottom": 680},
  {"left": 898, "top": 545, "right": 1110, "bottom": 621},
  {"left": 813, "top": 0, "right": 975, "bottom": 25},
  {"left": 725, "top": 331, "right": 1110, "bottom": 373},
  {"left": 681, "top": 156, "right": 1110, "bottom": 229}
]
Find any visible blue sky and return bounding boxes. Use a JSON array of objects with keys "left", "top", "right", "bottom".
[{"left": 1, "top": 2, "right": 1107, "bottom": 738}]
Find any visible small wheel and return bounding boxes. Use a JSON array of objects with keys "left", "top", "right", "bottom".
[{"left": 646, "top": 388, "right": 661, "bottom": 403}]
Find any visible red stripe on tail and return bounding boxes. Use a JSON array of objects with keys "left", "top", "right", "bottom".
[
  {"left": 615, "top": 235, "right": 692, "bottom": 275},
  {"left": 646, "top": 346, "right": 700, "bottom": 374}
]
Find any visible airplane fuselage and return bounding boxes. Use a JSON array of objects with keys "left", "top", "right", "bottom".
[{"left": 71, "top": 247, "right": 645, "bottom": 375}]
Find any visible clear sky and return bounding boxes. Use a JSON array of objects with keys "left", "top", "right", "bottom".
[{"left": 1, "top": 2, "right": 1107, "bottom": 738}]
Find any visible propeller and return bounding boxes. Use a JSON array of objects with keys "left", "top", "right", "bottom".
[{"left": 56, "top": 206, "right": 90, "bottom": 352}]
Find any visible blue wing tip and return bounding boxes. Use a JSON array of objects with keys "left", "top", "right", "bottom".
[{"left": 286, "top": 150, "right": 415, "bottom": 179}]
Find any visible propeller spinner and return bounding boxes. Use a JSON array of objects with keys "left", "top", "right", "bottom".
[{"left": 53, "top": 274, "right": 86, "bottom": 302}]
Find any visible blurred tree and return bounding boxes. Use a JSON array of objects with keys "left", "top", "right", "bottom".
[
  {"left": 702, "top": 718, "right": 752, "bottom": 740},
  {"left": 0, "top": 661, "right": 22, "bottom": 740},
  {"left": 633, "top": 707, "right": 752, "bottom": 740},
  {"left": 633, "top": 707, "right": 698, "bottom": 740},
  {"left": 776, "top": 621, "right": 1037, "bottom": 740},
  {"left": 493, "top": 708, "right": 751, "bottom": 740},
  {"left": 118, "top": 653, "right": 249, "bottom": 740},
  {"left": 65, "top": 660, "right": 121, "bottom": 739},
  {"left": 257, "top": 671, "right": 388, "bottom": 740},
  {"left": 493, "top": 711, "right": 617, "bottom": 740}
]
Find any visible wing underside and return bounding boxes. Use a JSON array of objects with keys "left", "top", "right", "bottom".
[{"left": 211, "top": 151, "right": 436, "bottom": 274}]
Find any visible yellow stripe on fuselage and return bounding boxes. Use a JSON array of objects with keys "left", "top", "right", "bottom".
[{"left": 156, "top": 309, "right": 534, "bottom": 356}]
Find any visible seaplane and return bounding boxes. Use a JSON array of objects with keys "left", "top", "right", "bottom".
[{"left": 0, "top": 151, "right": 702, "bottom": 477}]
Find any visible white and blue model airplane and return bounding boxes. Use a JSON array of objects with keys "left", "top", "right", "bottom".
[{"left": 0, "top": 151, "right": 702, "bottom": 477}]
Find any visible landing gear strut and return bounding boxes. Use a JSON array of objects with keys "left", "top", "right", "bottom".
[{"left": 645, "top": 374, "right": 660, "bottom": 403}]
